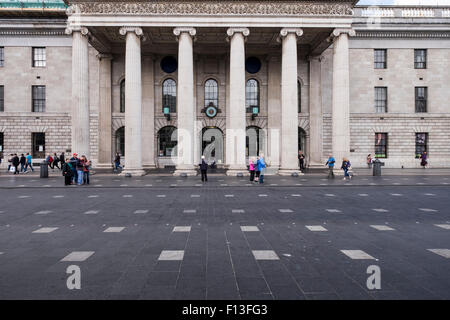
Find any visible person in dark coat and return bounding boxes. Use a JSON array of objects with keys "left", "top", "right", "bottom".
[
  {"left": 59, "top": 152, "right": 65, "bottom": 170},
  {"left": 69, "top": 153, "right": 79, "bottom": 183},
  {"left": 12, "top": 154, "right": 20, "bottom": 174},
  {"left": 62, "top": 158, "right": 74, "bottom": 185},
  {"left": 19, "top": 154, "right": 26, "bottom": 173},
  {"left": 199, "top": 155, "right": 208, "bottom": 182}
]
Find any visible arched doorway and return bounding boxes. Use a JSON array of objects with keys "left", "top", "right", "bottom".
[
  {"left": 201, "top": 127, "right": 223, "bottom": 164},
  {"left": 298, "top": 127, "right": 307, "bottom": 156},
  {"left": 115, "top": 127, "right": 125, "bottom": 156},
  {"left": 246, "top": 126, "right": 265, "bottom": 158},
  {"left": 157, "top": 126, "right": 177, "bottom": 157}
]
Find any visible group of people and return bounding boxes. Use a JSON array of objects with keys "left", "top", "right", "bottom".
[
  {"left": 5, "top": 153, "right": 34, "bottom": 174},
  {"left": 248, "top": 154, "right": 267, "bottom": 184},
  {"left": 61, "top": 153, "right": 92, "bottom": 186},
  {"left": 325, "top": 154, "right": 353, "bottom": 180},
  {"left": 366, "top": 151, "right": 429, "bottom": 169}
]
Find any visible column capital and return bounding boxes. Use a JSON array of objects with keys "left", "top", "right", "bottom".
[
  {"left": 226, "top": 27, "right": 250, "bottom": 38},
  {"left": 173, "top": 27, "right": 197, "bottom": 38},
  {"left": 65, "top": 26, "right": 89, "bottom": 36},
  {"left": 332, "top": 28, "right": 356, "bottom": 38},
  {"left": 280, "top": 28, "right": 303, "bottom": 38},
  {"left": 96, "top": 53, "right": 113, "bottom": 61},
  {"left": 119, "top": 26, "right": 144, "bottom": 37}
]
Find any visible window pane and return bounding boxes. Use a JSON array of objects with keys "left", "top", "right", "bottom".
[
  {"left": 158, "top": 126, "right": 177, "bottom": 156},
  {"left": 204, "top": 79, "right": 218, "bottom": 108},
  {"left": 374, "top": 49, "right": 386, "bottom": 69},
  {"left": 415, "top": 133, "right": 428, "bottom": 158},
  {"left": 414, "top": 49, "right": 427, "bottom": 69},
  {"left": 0, "top": 47, "right": 4, "bottom": 67},
  {"left": 245, "top": 79, "right": 259, "bottom": 113},
  {"left": 162, "top": 79, "right": 177, "bottom": 113},
  {"left": 32, "top": 47, "right": 46, "bottom": 67},
  {"left": 32, "top": 133, "right": 45, "bottom": 158},
  {"left": 0, "top": 86, "right": 3, "bottom": 112},
  {"left": 415, "top": 87, "right": 427, "bottom": 113},
  {"left": 375, "top": 87, "right": 387, "bottom": 113},
  {"left": 32, "top": 86, "right": 45, "bottom": 112},
  {"left": 375, "top": 133, "right": 387, "bottom": 158}
]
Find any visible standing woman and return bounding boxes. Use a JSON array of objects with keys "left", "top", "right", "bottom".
[
  {"left": 82, "top": 156, "right": 91, "bottom": 185},
  {"left": 367, "top": 154, "right": 372, "bottom": 169},
  {"left": 62, "top": 158, "right": 73, "bottom": 186},
  {"left": 341, "top": 157, "right": 351, "bottom": 180},
  {"left": 249, "top": 157, "right": 255, "bottom": 182},
  {"left": 254, "top": 156, "right": 260, "bottom": 183},
  {"left": 420, "top": 151, "right": 428, "bottom": 169}
]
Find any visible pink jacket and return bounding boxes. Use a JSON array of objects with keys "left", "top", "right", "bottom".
[{"left": 249, "top": 161, "right": 255, "bottom": 171}]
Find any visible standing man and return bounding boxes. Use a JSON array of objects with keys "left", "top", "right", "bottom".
[
  {"left": 199, "top": 155, "right": 208, "bottom": 182},
  {"left": 70, "top": 153, "right": 79, "bottom": 183},
  {"left": 258, "top": 153, "right": 266, "bottom": 184},
  {"left": 19, "top": 154, "right": 26, "bottom": 173},
  {"left": 12, "top": 154, "right": 20, "bottom": 175},
  {"left": 25, "top": 153, "right": 34, "bottom": 172},
  {"left": 325, "top": 154, "right": 335, "bottom": 179},
  {"left": 298, "top": 150, "right": 305, "bottom": 172},
  {"left": 59, "top": 152, "right": 65, "bottom": 170},
  {"left": 114, "top": 152, "right": 122, "bottom": 172}
]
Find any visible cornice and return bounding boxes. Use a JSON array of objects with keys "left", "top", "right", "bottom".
[
  {"left": 0, "top": 29, "right": 67, "bottom": 36},
  {"left": 354, "top": 31, "right": 450, "bottom": 38},
  {"left": 65, "top": 1, "right": 354, "bottom": 16}
]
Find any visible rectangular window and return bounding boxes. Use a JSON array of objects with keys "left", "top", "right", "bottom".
[
  {"left": 414, "top": 49, "right": 427, "bottom": 69},
  {"left": 0, "top": 85, "right": 4, "bottom": 112},
  {"left": 32, "top": 47, "right": 46, "bottom": 67},
  {"left": 415, "top": 133, "right": 428, "bottom": 159},
  {"left": 32, "top": 133, "right": 45, "bottom": 158},
  {"left": 415, "top": 87, "right": 427, "bottom": 113},
  {"left": 32, "top": 85, "right": 45, "bottom": 112},
  {"left": 374, "top": 87, "right": 387, "bottom": 113},
  {"left": 374, "top": 49, "right": 387, "bottom": 69},
  {"left": 375, "top": 133, "right": 388, "bottom": 159},
  {"left": 0, "top": 47, "right": 4, "bottom": 67}
]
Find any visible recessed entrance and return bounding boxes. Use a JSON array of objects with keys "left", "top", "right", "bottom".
[{"left": 201, "top": 127, "right": 223, "bottom": 164}]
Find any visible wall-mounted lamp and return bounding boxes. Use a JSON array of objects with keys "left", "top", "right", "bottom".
[
  {"left": 251, "top": 106, "right": 259, "bottom": 121},
  {"left": 163, "top": 106, "right": 171, "bottom": 121}
]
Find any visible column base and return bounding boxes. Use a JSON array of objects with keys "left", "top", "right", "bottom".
[
  {"left": 119, "top": 168, "right": 146, "bottom": 177},
  {"left": 143, "top": 164, "right": 157, "bottom": 170},
  {"left": 173, "top": 169, "right": 198, "bottom": 176},
  {"left": 226, "top": 169, "right": 249, "bottom": 176},
  {"left": 278, "top": 169, "right": 304, "bottom": 176}
]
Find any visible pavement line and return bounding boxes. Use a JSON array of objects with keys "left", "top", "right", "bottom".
[
  {"left": 306, "top": 225, "right": 328, "bottom": 232},
  {"left": 324, "top": 194, "right": 335, "bottom": 197},
  {"left": 370, "top": 225, "right": 395, "bottom": 231},
  {"left": 191, "top": 195, "right": 200, "bottom": 198},
  {"left": 252, "top": 250, "right": 279, "bottom": 260},
  {"left": 291, "top": 194, "right": 301, "bottom": 197},
  {"left": 88, "top": 195, "right": 99, "bottom": 198},
  {"left": 158, "top": 250, "right": 184, "bottom": 261},
  {"left": 134, "top": 210, "right": 149, "bottom": 214},
  {"left": 258, "top": 194, "right": 268, "bottom": 197},
  {"left": 61, "top": 251, "right": 95, "bottom": 262},
  {"left": 173, "top": 226, "right": 191, "bottom": 232},
  {"left": 326, "top": 209, "right": 341, "bottom": 213},
  {"left": 358, "top": 194, "right": 369, "bottom": 197},
  {"left": 157, "top": 195, "right": 166, "bottom": 198},
  {"left": 225, "top": 194, "right": 234, "bottom": 197},
  {"left": 32, "top": 227, "right": 59, "bottom": 233},
  {"left": 84, "top": 210, "right": 99, "bottom": 215},
  {"left": 278, "top": 209, "right": 293, "bottom": 213},
  {"left": 434, "top": 224, "right": 450, "bottom": 230},
  {"left": 372, "top": 209, "right": 389, "bottom": 212},
  {"left": 427, "top": 249, "right": 450, "bottom": 259},
  {"left": 419, "top": 208, "right": 438, "bottom": 212},
  {"left": 123, "top": 195, "right": 133, "bottom": 198},
  {"left": 34, "top": 210, "right": 52, "bottom": 215},
  {"left": 241, "top": 226, "right": 259, "bottom": 232},
  {"left": 183, "top": 209, "right": 196, "bottom": 213},
  {"left": 341, "top": 250, "right": 376, "bottom": 260},
  {"left": 53, "top": 195, "right": 64, "bottom": 198},
  {"left": 232, "top": 209, "right": 245, "bottom": 213},
  {"left": 104, "top": 227, "right": 125, "bottom": 233}
]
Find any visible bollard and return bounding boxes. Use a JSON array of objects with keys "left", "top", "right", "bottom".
[{"left": 40, "top": 161, "right": 49, "bottom": 178}]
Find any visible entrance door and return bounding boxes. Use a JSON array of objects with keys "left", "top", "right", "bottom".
[{"left": 201, "top": 127, "right": 223, "bottom": 164}]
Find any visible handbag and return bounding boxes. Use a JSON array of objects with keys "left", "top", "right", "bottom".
[{"left": 9, "top": 166, "right": 15, "bottom": 173}]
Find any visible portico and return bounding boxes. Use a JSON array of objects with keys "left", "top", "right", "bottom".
[{"left": 64, "top": 0, "right": 356, "bottom": 176}]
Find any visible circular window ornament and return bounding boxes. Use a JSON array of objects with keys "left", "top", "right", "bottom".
[
  {"left": 245, "top": 57, "right": 261, "bottom": 74},
  {"left": 205, "top": 105, "right": 218, "bottom": 118},
  {"left": 160, "top": 56, "right": 178, "bottom": 74}
]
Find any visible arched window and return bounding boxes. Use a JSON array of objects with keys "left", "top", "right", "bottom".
[
  {"left": 298, "top": 80, "right": 301, "bottom": 113},
  {"left": 245, "top": 79, "right": 259, "bottom": 113},
  {"left": 158, "top": 126, "right": 177, "bottom": 157},
  {"left": 162, "top": 79, "right": 177, "bottom": 113},
  {"left": 115, "top": 127, "right": 125, "bottom": 156},
  {"left": 120, "top": 79, "right": 125, "bottom": 113},
  {"left": 204, "top": 79, "right": 218, "bottom": 108},
  {"left": 246, "top": 126, "right": 264, "bottom": 157}
]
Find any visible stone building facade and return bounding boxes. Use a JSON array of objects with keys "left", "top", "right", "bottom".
[{"left": 0, "top": 1, "right": 449, "bottom": 173}]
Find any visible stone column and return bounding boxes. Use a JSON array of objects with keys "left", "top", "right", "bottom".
[
  {"left": 96, "top": 53, "right": 113, "bottom": 168},
  {"left": 267, "top": 55, "right": 281, "bottom": 170},
  {"left": 331, "top": 29, "right": 355, "bottom": 167},
  {"left": 279, "top": 28, "right": 303, "bottom": 176},
  {"left": 173, "top": 27, "right": 197, "bottom": 176},
  {"left": 65, "top": 27, "right": 90, "bottom": 159},
  {"left": 226, "top": 28, "right": 249, "bottom": 176},
  {"left": 142, "top": 54, "right": 156, "bottom": 169},
  {"left": 119, "top": 27, "right": 145, "bottom": 176},
  {"left": 308, "top": 55, "right": 323, "bottom": 167}
]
